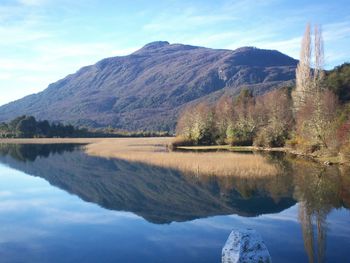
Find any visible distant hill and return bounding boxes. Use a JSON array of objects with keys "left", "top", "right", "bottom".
[{"left": 0, "top": 41, "right": 298, "bottom": 131}]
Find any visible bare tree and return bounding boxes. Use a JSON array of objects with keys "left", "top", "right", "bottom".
[
  {"left": 313, "top": 24, "right": 325, "bottom": 90},
  {"left": 297, "top": 90, "right": 338, "bottom": 149},
  {"left": 294, "top": 23, "right": 325, "bottom": 110},
  {"left": 293, "top": 23, "right": 312, "bottom": 111},
  {"left": 293, "top": 23, "right": 337, "bottom": 151}
]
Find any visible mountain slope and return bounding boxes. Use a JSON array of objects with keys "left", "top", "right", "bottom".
[{"left": 0, "top": 41, "right": 298, "bottom": 130}]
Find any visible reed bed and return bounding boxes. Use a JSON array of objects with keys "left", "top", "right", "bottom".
[
  {"left": 0, "top": 137, "right": 279, "bottom": 177},
  {"left": 85, "top": 138, "right": 279, "bottom": 177}
]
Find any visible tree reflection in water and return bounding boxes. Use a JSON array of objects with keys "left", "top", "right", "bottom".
[
  {"left": 0, "top": 144, "right": 349, "bottom": 262},
  {"left": 292, "top": 159, "right": 349, "bottom": 263}
]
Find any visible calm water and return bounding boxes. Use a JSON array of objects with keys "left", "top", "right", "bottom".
[{"left": 0, "top": 144, "right": 349, "bottom": 263}]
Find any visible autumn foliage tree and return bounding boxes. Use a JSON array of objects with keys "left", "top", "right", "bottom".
[
  {"left": 174, "top": 88, "right": 293, "bottom": 148},
  {"left": 176, "top": 102, "right": 215, "bottom": 145},
  {"left": 225, "top": 89, "right": 257, "bottom": 146},
  {"left": 254, "top": 88, "right": 293, "bottom": 147},
  {"left": 214, "top": 96, "right": 234, "bottom": 145}
]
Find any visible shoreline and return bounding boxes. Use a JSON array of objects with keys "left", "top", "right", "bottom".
[{"left": 176, "top": 145, "right": 344, "bottom": 165}]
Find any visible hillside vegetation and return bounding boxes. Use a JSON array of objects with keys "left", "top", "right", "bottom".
[
  {"left": 0, "top": 115, "right": 170, "bottom": 138},
  {"left": 0, "top": 115, "right": 82, "bottom": 138}
]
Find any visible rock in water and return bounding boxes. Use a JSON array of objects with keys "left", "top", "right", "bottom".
[{"left": 222, "top": 228, "right": 271, "bottom": 263}]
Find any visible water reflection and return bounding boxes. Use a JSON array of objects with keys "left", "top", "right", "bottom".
[
  {"left": 0, "top": 144, "right": 349, "bottom": 262},
  {"left": 0, "top": 143, "right": 81, "bottom": 162},
  {"left": 0, "top": 143, "right": 295, "bottom": 223},
  {"left": 291, "top": 160, "right": 349, "bottom": 263},
  {"left": 267, "top": 155, "right": 340, "bottom": 263}
]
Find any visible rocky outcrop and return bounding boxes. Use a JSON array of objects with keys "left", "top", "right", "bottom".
[{"left": 222, "top": 228, "right": 271, "bottom": 263}]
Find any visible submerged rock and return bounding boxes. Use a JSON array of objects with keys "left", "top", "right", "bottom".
[{"left": 222, "top": 228, "right": 271, "bottom": 263}]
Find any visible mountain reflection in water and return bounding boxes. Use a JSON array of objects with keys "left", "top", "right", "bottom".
[
  {"left": 0, "top": 143, "right": 349, "bottom": 263},
  {"left": 0, "top": 144, "right": 296, "bottom": 223}
]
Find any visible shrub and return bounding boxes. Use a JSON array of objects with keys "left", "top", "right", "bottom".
[
  {"left": 215, "top": 136, "right": 227, "bottom": 145},
  {"left": 169, "top": 136, "right": 193, "bottom": 150},
  {"left": 226, "top": 130, "right": 254, "bottom": 146},
  {"left": 253, "top": 128, "right": 268, "bottom": 147},
  {"left": 286, "top": 137, "right": 298, "bottom": 149},
  {"left": 340, "top": 142, "right": 350, "bottom": 163},
  {"left": 225, "top": 122, "right": 255, "bottom": 146},
  {"left": 285, "top": 135, "right": 322, "bottom": 153},
  {"left": 254, "top": 126, "right": 288, "bottom": 148}
]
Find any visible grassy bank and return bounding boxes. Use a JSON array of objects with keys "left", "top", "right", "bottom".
[{"left": 177, "top": 145, "right": 254, "bottom": 151}]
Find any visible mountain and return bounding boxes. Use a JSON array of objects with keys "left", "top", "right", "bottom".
[{"left": 0, "top": 41, "right": 298, "bottom": 131}]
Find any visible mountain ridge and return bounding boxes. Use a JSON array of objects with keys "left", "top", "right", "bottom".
[{"left": 0, "top": 41, "right": 298, "bottom": 131}]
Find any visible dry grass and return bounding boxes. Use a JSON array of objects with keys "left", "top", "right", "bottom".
[
  {"left": 0, "top": 137, "right": 279, "bottom": 177},
  {"left": 85, "top": 137, "right": 279, "bottom": 177}
]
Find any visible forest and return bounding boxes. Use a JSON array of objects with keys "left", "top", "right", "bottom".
[
  {"left": 173, "top": 25, "right": 350, "bottom": 163},
  {"left": 0, "top": 115, "right": 85, "bottom": 138},
  {"left": 0, "top": 115, "right": 170, "bottom": 138}
]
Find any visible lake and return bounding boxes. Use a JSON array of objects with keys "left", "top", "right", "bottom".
[{"left": 0, "top": 143, "right": 349, "bottom": 263}]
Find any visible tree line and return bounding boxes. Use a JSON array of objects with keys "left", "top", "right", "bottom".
[
  {"left": 174, "top": 87, "right": 293, "bottom": 147},
  {"left": 173, "top": 24, "right": 350, "bottom": 162},
  {"left": 0, "top": 115, "right": 171, "bottom": 138},
  {"left": 0, "top": 115, "right": 84, "bottom": 138}
]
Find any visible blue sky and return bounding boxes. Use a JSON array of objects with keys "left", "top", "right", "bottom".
[{"left": 0, "top": 0, "right": 349, "bottom": 106}]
